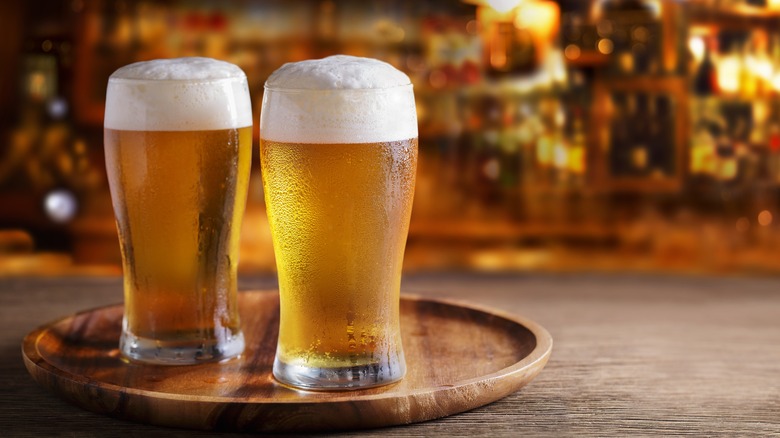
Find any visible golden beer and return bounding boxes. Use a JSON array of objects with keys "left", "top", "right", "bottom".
[
  {"left": 260, "top": 55, "right": 418, "bottom": 389},
  {"left": 106, "top": 128, "right": 251, "bottom": 351},
  {"left": 260, "top": 139, "right": 417, "bottom": 371},
  {"left": 104, "top": 58, "right": 253, "bottom": 364}
]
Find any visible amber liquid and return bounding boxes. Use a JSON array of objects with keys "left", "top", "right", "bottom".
[
  {"left": 105, "top": 127, "right": 251, "bottom": 363},
  {"left": 260, "top": 138, "right": 417, "bottom": 387}
]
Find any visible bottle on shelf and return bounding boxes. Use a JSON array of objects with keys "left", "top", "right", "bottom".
[{"left": 694, "top": 37, "right": 718, "bottom": 96}]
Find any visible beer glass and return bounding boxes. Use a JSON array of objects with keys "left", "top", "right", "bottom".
[
  {"left": 104, "top": 58, "right": 253, "bottom": 364},
  {"left": 260, "top": 55, "right": 418, "bottom": 389}
]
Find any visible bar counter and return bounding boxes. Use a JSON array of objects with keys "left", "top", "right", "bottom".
[{"left": 1, "top": 274, "right": 779, "bottom": 436}]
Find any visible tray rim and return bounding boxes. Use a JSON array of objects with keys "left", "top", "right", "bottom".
[{"left": 23, "top": 291, "right": 553, "bottom": 405}]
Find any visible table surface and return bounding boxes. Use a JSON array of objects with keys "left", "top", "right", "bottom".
[{"left": 1, "top": 273, "right": 779, "bottom": 436}]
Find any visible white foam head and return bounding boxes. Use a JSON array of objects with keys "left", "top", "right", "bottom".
[
  {"left": 260, "top": 55, "right": 417, "bottom": 144},
  {"left": 105, "top": 57, "right": 253, "bottom": 131}
]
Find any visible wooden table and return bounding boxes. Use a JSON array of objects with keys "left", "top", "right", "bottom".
[{"left": 1, "top": 274, "right": 779, "bottom": 436}]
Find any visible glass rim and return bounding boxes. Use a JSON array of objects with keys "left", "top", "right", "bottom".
[{"left": 263, "top": 82, "right": 413, "bottom": 94}]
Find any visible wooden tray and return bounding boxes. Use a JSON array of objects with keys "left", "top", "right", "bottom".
[{"left": 22, "top": 291, "right": 552, "bottom": 432}]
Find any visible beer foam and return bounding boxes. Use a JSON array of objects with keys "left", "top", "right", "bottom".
[
  {"left": 105, "top": 58, "right": 253, "bottom": 131},
  {"left": 260, "top": 55, "right": 417, "bottom": 144}
]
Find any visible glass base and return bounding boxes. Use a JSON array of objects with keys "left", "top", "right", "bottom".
[
  {"left": 119, "top": 330, "right": 245, "bottom": 365},
  {"left": 273, "top": 356, "right": 406, "bottom": 390}
]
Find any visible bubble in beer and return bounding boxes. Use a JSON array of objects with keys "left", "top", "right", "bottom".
[{"left": 265, "top": 55, "right": 411, "bottom": 90}]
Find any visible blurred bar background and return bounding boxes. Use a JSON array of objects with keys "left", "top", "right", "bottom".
[{"left": 3, "top": 0, "right": 780, "bottom": 276}]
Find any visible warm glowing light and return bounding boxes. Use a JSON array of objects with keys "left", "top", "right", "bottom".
[
  {"left": 631, "top": 147, "right": 648, "bottom": 170},
  {"left": 537, "top": 136, "right": 553, "bottom": 167},
  {"left": 393, "top": 28, "right": 405, "bottom": 43},
  {"left": 644, "top": 0, "right": 662, "bottom": 17},
  {"left": 772, "top": 73, "right": 780, "bottom": 92},
  {"left": 717, "top": 55, "right": 741, "bottom": 94},
  {"left": 746, "top": 50, "right": 774, "bottom": 81},
  {"left": 28, "top": 72, "right": 47, "bottom": 99},
  {"left": 74, "top": 140, "right": 87, "bottom": 155},
  {"left": 568, "top": 146, "right": 586, "bottom": 175},
  {"left": 619, "top": 52, "right": 633, "bottom": 72},
  {"left": 490, "top": 42, "right": 507, "bottom": 70},
  {"left": 598, "top": 38, "right": 614, "bottom": 55},
  {"left": 719, "top": 158, "right": 738, "bottom": 181},
  {"left": 688, "top": 36, "right": 705, "bottom": 62},
  {"left": 564, "top": 44, "right": 581, "bottom": 60},
  {"left": 754, "top": 101, "right": 769, "bottom": 125},
  {"left": 485, "top": 0, "right": 523, "bottom": 14},
  {"left": 514, "top": 1, "right": 558, "bottom": 41},
  {"left": 758, "top": 210, "right": 773, "bottom": 227}
]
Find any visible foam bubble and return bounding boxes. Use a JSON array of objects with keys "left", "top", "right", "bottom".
[
  {"left": 105, "top": 57, "right": 253, "bottom": 131},
  {"left": 260, "top": 55, "right": 417, "bottom": 144},
  {"left": 110, "top": 57, "right": 246, "bottom": 81},
  {"left": 265, "top": 55, "right": 411, "bottom": 90}
]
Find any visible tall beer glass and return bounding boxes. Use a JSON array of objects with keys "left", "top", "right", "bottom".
[
  {"left": 260, "top": 55, "right": 418, "bottom": 389},
  {"left": 104, "top": 58, "right": 253, "bottom": 364}
]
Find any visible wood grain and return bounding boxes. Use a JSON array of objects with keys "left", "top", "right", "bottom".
[
  {"left": 21, "top": 291, "right": 551, "bottom": 432},
  {"left": 3, "top": 274, "right": 780, "bottom": 436}
]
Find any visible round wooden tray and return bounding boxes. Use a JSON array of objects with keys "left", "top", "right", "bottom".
[{"left": 22, "top": 291, "right": 552, "bottom": 432}]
